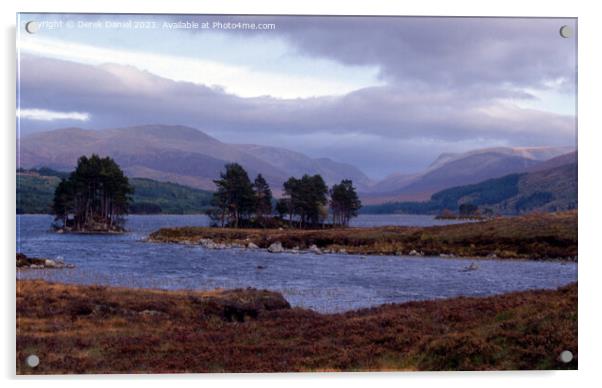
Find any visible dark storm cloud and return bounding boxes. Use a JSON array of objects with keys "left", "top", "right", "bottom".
[
  {"left": 18, "top": 15, "right": 577, "bottom": 177},
  {"left": 175, "top": 15, "right": 576, "bottom": 93},
  {"left": 280, "top": 17, "right": 576, "bottom": 90},
  {"left": 18, "top": 54, "right": 573, "bottom": 146}
]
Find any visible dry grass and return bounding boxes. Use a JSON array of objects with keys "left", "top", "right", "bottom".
[
  {"left": 149, "top": 211, "right": 577, "bottom": 260},
  {"left": 17, "top": 280, "right": 577, "bottom": 373}
]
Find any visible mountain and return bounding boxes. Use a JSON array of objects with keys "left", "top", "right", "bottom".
[
  {"left": 526, "top": 151, "right": 577, "bottom": 173},
  {"left": 19, "top": 125, "right": 575, "bottom": 204},
  {"left": 432, "top": 161, "right": 577, "bottom": 214},
  {"left": 362, "top": 146, "right": 574, "bottom": 203},
  {"left": 17, "top": 168, "right": 213, "bottom": 214},
  {"left": 18, "top": 125, "right": 371, "bottom": 192},
  {"left": 362, "top": 158, "right": 577, "bottom": 215},
  {"left": 235, "top": 144, "right": 372, "bottom": 189}
]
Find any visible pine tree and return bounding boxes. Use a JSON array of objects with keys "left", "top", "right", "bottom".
[
  {"left": 281, "top": 174, "right": 328, "bottom": 228},
  {"left": 52, "top": 155, "right": 133, "bottom": 232},
  {"left": 330, "top": 179, "right": 362, "bottom": 227},
  {"left": 253, "top": 174, "right": 273, "bottom": 225},
  {"left": 211, "top": 163, "right": 255, "bottom": 228}
]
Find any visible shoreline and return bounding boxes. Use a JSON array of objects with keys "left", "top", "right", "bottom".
[
  {"left": 16, "top": 279, "right": 578, "bottom": 373},
  {"left": 147, "top": 211, "right": 578, "bottom": 261},
  {"left": 145, "top": 238, "right": 578, "bottom": 263}
]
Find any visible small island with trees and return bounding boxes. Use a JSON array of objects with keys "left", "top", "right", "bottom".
[
  {"left": 149, "top": 163, "right": 577, "bottom": 260},
  {"left": 46, "top": 156, "right": 578, "bottom": 261},
  {"left": 51, "top": 155, "right": 133, "bottom": 233},
  {"left": 208, "top": 163, "right": 362, "bottom": 229}
]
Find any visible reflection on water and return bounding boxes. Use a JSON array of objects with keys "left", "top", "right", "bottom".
[{"left": 17, "top": 214, "right": 577, "bottom": 313}]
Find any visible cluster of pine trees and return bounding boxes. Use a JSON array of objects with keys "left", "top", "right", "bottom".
[
  {"left": 209, "top": 163, "right": 362, "bottom": 228},
  {"left": 52, "top": 155, "right": 132, "bottom": 232},
  {"left": 50, "top": 156, "right": 361, "bottom": 231}
]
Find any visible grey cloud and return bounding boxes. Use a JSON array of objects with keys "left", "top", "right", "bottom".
[
  {"left": 170, "top": 15, "right": 576, "bottom": 94},
  {"left": 18, "top": 53, "right": 575, "bottom": 177}
]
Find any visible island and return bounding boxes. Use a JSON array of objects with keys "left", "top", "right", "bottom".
[
  {"left": 50, "top": 155, "right": 132, "bottom": 233},
  {"left": 149, "top": 210, "right": 577, "bottom": 261}
]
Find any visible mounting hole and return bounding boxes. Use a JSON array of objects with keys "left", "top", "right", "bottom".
[
  {"left": 25, "top": 21, "right": 40, "bottom": 34},
  {"left": 26, "top": 354, "right": 40, "bottom": 368},
  {"left": 559, "top": 25, "right": 573, "bottom": 38},
  {"left": 559, "top": 350, "right": 573, "bottom": 363}
]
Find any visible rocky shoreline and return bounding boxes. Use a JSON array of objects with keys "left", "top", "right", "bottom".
[
  {"left": 147, "top": 211, "right": 578, "bottom": 261},
  {"left": 16, "top": 253, "right": 75, "bottom": 269},
  {"left": 149, "top": 236, "right": 578, "bottom": 262}
]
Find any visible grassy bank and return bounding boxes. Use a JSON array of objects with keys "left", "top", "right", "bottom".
[
  {"left": 149, "top": 211, "right": 577, "bottom": 260},
  {"left": 16, "top": 280, "right": 577, "bottom": 373}
]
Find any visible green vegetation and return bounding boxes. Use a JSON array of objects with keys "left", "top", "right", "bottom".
[
  {"left": 150, "top": 211, "right": 577, "bottom": 260},
  {"left": 253, "top": 174, "right": 273, "bottom": 225},
  {"left": 52, "top": 155, "right": 133, "bottom": 232},
  {"left": 279, "top": 174, "right": 329, "bottom": 227},
  {"left": 209, "top": 163, "right": 257, "bottom": 227},
  {"left": 329, "top": 179, "right": 362, "bottom": 226},
  {"left": 17, "top": 168, "right": 213, "bottom": 215},
  {"left": 207, "top": 163, "right": 361, "bottom": 229},
  {"left": 362, "top": 163, "right": 576, "bottom": 215},
  {"left": 17, "top": 280, "right": 577, "bottom": 373},
  {"left": 127, "top": 178, "right": 213, "bottom": 214},
  {"left": 17, "top": 172, "right": 62, "bottom": 214}
]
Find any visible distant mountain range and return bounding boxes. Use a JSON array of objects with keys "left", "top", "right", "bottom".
[
  {"left": 18, "top": 125, "right": 371, "bottom": 195},
  {"left": 361, "top": 146, "right": 574, "bottom": 203},
  {"left": 19, "top": 125, "right": 574, "bottom": 205},
  {"left": 363, "top": 152, "right": 577, "bottom": 215}
]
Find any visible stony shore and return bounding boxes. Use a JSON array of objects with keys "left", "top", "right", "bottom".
[
  {"left": 16, "top": 253, "right": 75, "bottom": 269},
  {"left": 147, "top": 211, "right": 577, "bottom": 261}
]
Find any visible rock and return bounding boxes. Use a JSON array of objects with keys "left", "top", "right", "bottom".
[
  {"left": 17, "top": 253, "right": 74, "bottom": 269},
  {"left": 339, "top": 249, "right": 347, "bottom": 255},
  {"left": 308, "top": 244, "right": 322, "bottom": 255},
  {"left": 199, "top": 238, "right": 212, "bottom": 247},
  {"left": 487, "top": 253, "right": 498, "bottom": 259},
  {"left": 409, "top": 249, "right": 421, "bottom": 256},
  {"left": 267, "top": 242, "right": 285, "bottom": 253},
  {"left": 44, "top": 259, "right": 57, "bottom": 268},
  {"left": 247, "top": 242, "right": 259, "bottom": 249},
  {"left": 200, "top": 239, "right": 227, "bottom": 249},
  {"left": 440, "top": 253, "right": 455, "bottom": 258},
  {"left": 139, "top": 309, "right": 163, "bottom": 317}
]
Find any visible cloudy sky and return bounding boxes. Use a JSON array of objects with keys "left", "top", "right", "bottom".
[{"left": 17, "top": 14, "right": 577, "bottom": 178}]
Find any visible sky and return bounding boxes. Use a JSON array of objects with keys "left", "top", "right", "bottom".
[{"left": 17, "top": 14, "right": 577, "bottom": 179}]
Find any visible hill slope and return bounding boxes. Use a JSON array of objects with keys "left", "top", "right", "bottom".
[
  {"left": 17, "top": 169, "right": 213, "bottom": 214},
  {"left": 235, "top": 144, "right": 372, "bottom": 189},
  {"left": 362, "top": 161, "right": 577, "bottom": 215},
  {"left": 362, "top": 147, "right": 574, "bottom": 202},
  {"left": 19, "top": 125, "right": 371, "bottom": 192}
]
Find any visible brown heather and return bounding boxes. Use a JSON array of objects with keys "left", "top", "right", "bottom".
[
  {"left": 149, "top": 211, "right": 578, "bottom": 260},
  {"left": 17, "top": 280, "right": 577, "bottom": 373}
]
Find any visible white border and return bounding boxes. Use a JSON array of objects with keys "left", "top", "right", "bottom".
[{"left": 3, "top": 0, "right": 601, "bottom": 386}]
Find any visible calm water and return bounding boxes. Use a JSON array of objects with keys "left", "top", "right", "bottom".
[{"left": 17, "top": 214, "right": 577, "bottom": 313}]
